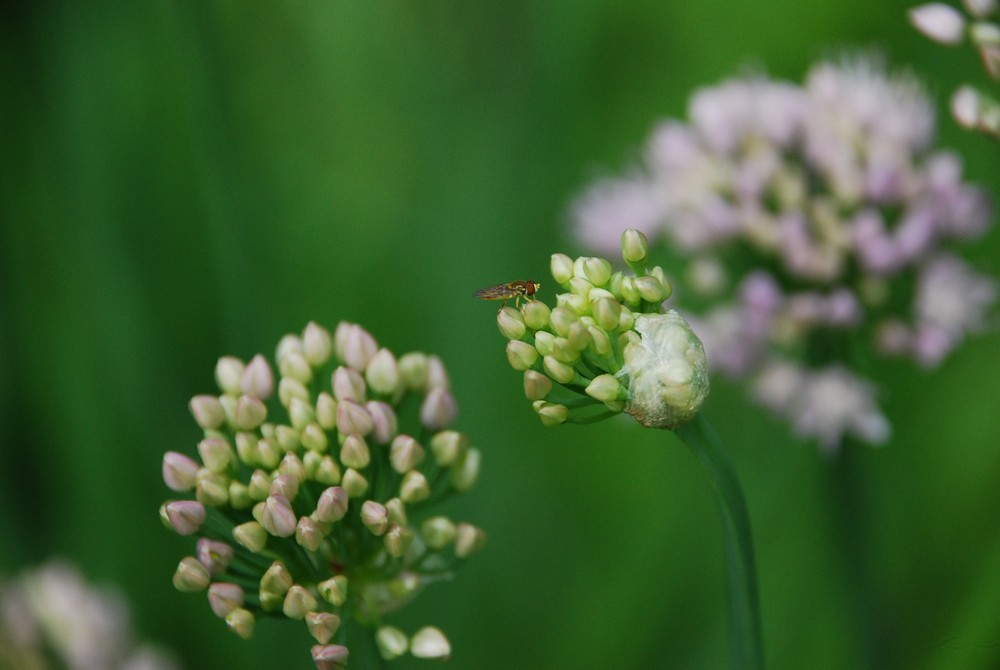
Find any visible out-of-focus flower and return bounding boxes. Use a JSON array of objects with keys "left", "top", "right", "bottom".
[
  {"left": 570, "top": 57, "right": 996, "bottom": 450},
  {"left": 910, "top": 1, "right": 1000, "bottom": 137},
  {"left": 489, "top": 230, "right": 709, "bottom": 430},
  {"left": 0, "top": 559, "right": 180, "bottom": 670},
  {"left": 161, "top": 322, "right": 484, "bottom": 667}
]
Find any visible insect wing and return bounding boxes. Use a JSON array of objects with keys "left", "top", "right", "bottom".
[{"left": 474, "top": 283, "right": 518, "bottom": 301}]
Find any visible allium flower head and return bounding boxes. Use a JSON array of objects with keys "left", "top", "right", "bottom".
[
  {"left": 161, "top": 322, "right": 483, "bottom": 667},
  {"left": 571, "top": 57, "right": 996, "bottom": 449},
  {"left": 493, "top": 230, "right": 709, "bottom": 429}
]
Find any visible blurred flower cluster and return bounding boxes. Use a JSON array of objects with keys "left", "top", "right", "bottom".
[
  {"left": 160, "top": 322, "right": 484, "bottom": 668},
  {"left": 910, "top": 0, "right": 1000, "bottom": 137},
  {"left": 572, "top": 58, "right": 996, "bottom": 450},
  {"left": 495, "top": 230, "right": 709, "bottom": 430},
  {"left": 0, "top": 559, "right": 179, "bottom": 670}
]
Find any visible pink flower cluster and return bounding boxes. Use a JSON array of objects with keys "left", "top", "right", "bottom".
[{"left": 572, "top": 58, "right": 996, "bottom": 449}]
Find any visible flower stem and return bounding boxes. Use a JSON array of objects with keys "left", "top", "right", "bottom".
[{"left": 675, "top": 413, "right": 764, "bottom": 670}]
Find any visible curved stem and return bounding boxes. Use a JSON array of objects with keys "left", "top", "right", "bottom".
[{"left": 675, "top": 413, "right": 764, "bottom": 670}]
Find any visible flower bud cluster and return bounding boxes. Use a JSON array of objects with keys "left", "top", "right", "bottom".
[
  {"left": 570, "top": 57, "right": 996, "bottom": 449},
  {"left": 910, "top": 1, "right": 1000, "bottom": 138},
  {"left": 160, "top": 322, "right": 483, "bottom": 667},
  {"left": 494, "top": 230, "right": 709, "bottom": 429}
]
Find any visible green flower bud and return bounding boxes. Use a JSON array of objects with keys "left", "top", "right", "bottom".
[
  {"left": 319, "top": 575, "right": 349, "bottom": 607},
  {"left": 522, "top": 300, "right": 552, "bottom": 329},
  {"left": 619, "top": 276, "right": 641, "bottom": 306},
  {"left": 189, "top": 395, "right": 226, "bottom": 430},
  {"left": 316, "top": 393, "right": 338, "bottom": 430},
  {"left": 549, "top": 306, "right": 578, "bottom": 337},
  {"left": 591, "top": 297, "right": 622, "bottom": 332},
  {"left": 338, "top": 323, "right": 379, "bottom": 371},
  {"left": 225, "top": 608, "right": 255, "bottom": 640},
  {"left": 454, "top": 523, "right": 487, "bottom": 558},
  {"left": 315, "top": 486, "right": 349, "bottom": 523},
  {"left": 550, "top": 253, "right": 574, "bottom": 285},
  {"left": 384, "top": 523, "right": 415, "bottom": 557},
  {"left": 162, "top": 500, "right": 206, "bottom": 535},
  {"left": 523, "top": 370, "right": 553, "bottom": 400},
  {"left": 300, "top": 423, "right": 328, "bottom": 453},
  {"left": 336, "top": 400, "right": 374, "bottom": 436},
  {"left": 280, "top": 452, "right": 307, "bottom": 481},
  {"left": 288, "top": 397, "right": 315, "bottom": 431},
  {"left": 451, "top": 448, "right": 481, "bottom": 492},
  {"left": 361, "top": 500, "right": 389, "bottom": 535},
  {"left": 234, "top": 395, "right": 267, "bottom": 430},
  {"left": 340, "top": 434, "right": 371, "bottom": 470},
  {"left": 411, "top": 627, "right": 451, "bottom": 660},
  {"left": 261, "top": 561, "right": 293, "bottom": 596},
  {"left": 551, "top": 337, "right": 580, "bottom": 364},
  {"left": 173, "top": 557, "right": 210, "bottom": 592},
  {"left": 261, "top": 495, "right": 298, "bottom": 538},
  {"left": 341, "top": 468, "right": 369, "bottom": 498},
  {"left": 296, "top": 516, "right": 323, "bottom": 551},
  {"left": 587, "top": 326, "right": 613, "bottom": 356},
  {"left": 315, "top": 455, "right": 342, "bottom": 485},
  {"left": 198, "top": 437, "right": 233, "bottom": 473},
  {"left": 635, "top": 276, "right": 665, "bottom": 303},
  {"left": 581, "top": 256, "right": 613, "bottom": 286},
  {"left": 649, "top": 265, "right": 672, "bottom": 301},
  {"left": 279, "top": 350, "right": 313, "bottom": 386},
  {"left": 215, "top": 356, "right": 244, "bottom": 395},
  {"left": 376, "top": 626, "right": 409, "bottom": 660},
  {"left": 366, "top": 348, "right": 401, "bottom": 396},
  {"left": 307, "top": 612, "right": 341, "bottom": 645},
  {"left": 532, "top": 400, "right": 568, "bottom": 426},
  {"left": 195, "top": 470, "right": 229, "bottom": 507},
  {"left": 542, "top": 355, "right": 576, "bottom": 385},
  {"left": 390, "top": 434, "right": 425, "bottom": 473},
  {"left": 162, "top": 451, "right": 199, "bottom": 492},
  {"left": 586, "top": 374, "right": 625, "bottom": 404},
  {"left": 400, "top": 470, "right": 431, "bottom": 503},
  {"left": 366, "top": 400, "right": 398, "bottom": 444},
  {"left": 312, "top": 644, "right": 349, "bottom": 670},
  {"left": 497, "top": 306, "right": 527, "bottom": 340},
  {"left": 506, "top": 340, "right": 539, "bottom": 371},
  {"left": 621, "top": 228, "right": 649, "bottom": 265},
  {"left": 283, "top": 585, "right": 317, "bottom": 620},
  {"left": 233, "top": 521, "right": 267, "bottom": 553},
  {"left": 534, "top": 331, "right": 555, "bottom": 356},
  {"left": 303, "top": 321, "right": 333, "bottom": 367},
  {"left": 242, "top": 355, "right": 276, "bottom": 399},
  {"left": 622, "top": 311, "right": 710, "bottom": 429},
  {"left": 247, "top": 470, "right": 271, "bottom": 501},
  {"left": 332, "top": 367, "right": 367, "bottom": 403},
  {"left": 429, "top": 430, "right": 467, "bottom": 466},
  {"left": 228, "top": 481, "right": 251, "bottom": 509},
  {"left": 422, "top": 517, "right": 457, "bottom": 551},
  {"left": 420, "top": 388, "right": 457, "bottom": 430},
  {"left": 398, "top": 352, "right": 429, "bottom": 391},
  {"left": 196, "top": 537, "right": 234, "bottom": 576},
  {"left": 280, "top": 377, "right": 311, "bottom": 410}
]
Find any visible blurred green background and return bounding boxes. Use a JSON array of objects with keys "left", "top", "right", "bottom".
[{"left": 2, "top": 1, "right": 999, "bottom": 668}]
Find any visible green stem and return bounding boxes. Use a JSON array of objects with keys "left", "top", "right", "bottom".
[{"left": 676, "top": 413, "right": 764, "bottom": 670}]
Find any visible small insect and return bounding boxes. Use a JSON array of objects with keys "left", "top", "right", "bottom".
[{"left": 474, "top": 280, "right": 541, "bottom": 309}]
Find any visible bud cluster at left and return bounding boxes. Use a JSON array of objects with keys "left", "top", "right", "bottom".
[{"left": 160, "top": 322, "right": 485, "bottom": 668}]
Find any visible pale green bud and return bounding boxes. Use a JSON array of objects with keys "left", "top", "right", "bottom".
[
  {"left": 339, "top": 323, "right": 379, "bottom": 371},
  {"left": 319, "top": 575, "right": 349, "bottom": 607},
  {"left": 234, "top": 395, "right": 267, "bottom": 430},
  {"left": 288, "top": 396, "right": 315, "bottom": 431},
  {"left": 420, "top": 388, "right": 457, "bottom": 430},
  {"left": 228, "top": 481, "right": 251, "bottom": 509},
  {"left": 592, "top": 297, "right": 622, "bottom": 332},
  {"left": 315, "top": 455, "right": 342, "bottom": 485},
  {"left": 303, "top": 321, "right": 333, "bottom": 367},
  {"left": 197, "top": 437, "right": 233, "bottom": 474},
  {"left": 635, "top": 276, "right": 665, "bottom": 303},
  {"left": 296, "top": 516, "right": 323, "bottom": 552},
  {"left": 400, "top": 470, "right": 431, "bottom": 503},
  {"left": 366, "top": 348, "right": 401, "bottom": 395},
  {"left": 341, "top": 468, "right": 369, "bottom": 498},
  {"left": 619, "top": 276, "right": 641, "bottom": 306},
  {"left": 429, "top": 430, "right": 467, "bottom": 466},
  {"left": 173, "top": 557, "right": 210, "bottom": 592},
  {"left": 274, "top": 425, "right": 300, "bottom": 452},
  {"left": 278, "top": 350, "right": 313, "bottom": 385},
  {"left": 189, "top": 395, "right": 226, "bottom": 430},
  {"left": 390, "top": 434, "right": 425, "bottom": 473},
  {"left": 376, "top": 626, "right": 409, "bottom": 660},
  {"left": 581, "top": 256, "right": 613, "bottom": 286},
  {"left": 316, "top": 393, "right": 338, "bottom": 430},
  {"left": 542, "top": 355, "right": 576, "bottom": 385},
  {"left": 506, "top": 340, "right": 539, "bottom": 371},
  {"left": 275, "top": 334, "right": 304, "bottom": 364},
  {"left": 300, "top": 422, "right": 329, "bottom": 452},
  {"left": 532, "top": 400, "right": 568, "bottom": 426},
  {"left": 247, "top": 470, "right": 272, "bottom": 501},
  {"left": 586, "top": 374, "right": 625, "bottom": 403},
  {"left": 340, "top": 434, "right": 371, "bottom": 469},
  {"left": 315, "top": 486, "right": 349, "bottom": 522},
  {"left": 215, "top": 356, "right": 244, "bottom": 395},
  {"left": 454, "top": 523, "right": 487, "bottom": 558},
  {"left": 622, "top": 311, "right": 710, "bottom": 429},
  {"left": 195, "top": 470, "right": 229, "bottom": 507},
  {"left": 307, "top": 612, "right": 341, "bottom": 645},
  {"left": 196, "top": 537, "right": 234, "bottom": 576},
  {"left": 398, "top": 352, "right": 429, "bottom": 391},
  {"left": 549, "top": 306, "right": 578, "bottom": 337},
  {"left": 279, "top": 377, "right": 311, "bottom": 409},
  {"left": 162, "top": 451, "right": 199, "bottom": 492},
  {"left": 569, "top": 276, "right": 594, "bottom": 299},
  {"left": 332, "top": 366, "right": 366, "bottom": 403},
  {"left": 282, "top": 585, "right": 317, "bottom": 620},
  {"left": 649, "top": 265, "right": 673, "bottom": 301},
  {"left": 426, "top": 355, "right": 450, "bottom": 390},
  {"left": 303, "top": 450, "right": 322, "bottom": 479},
  {"left": 497, "top": 306, "right": 526, "bottom": 340},
  {"left": 534, "top": 331, "right": 555, "bottom": 356},
  {"left": 279, "top": 452, "right": 307, "bottom": 481},
  {"left": 384, "top": 523, "right": 415, "bottom": 557},
  {"left": 312, "top": 644, "right": 349, "bottom": 670},
  {"left": 523, "top": 370, "right": 552, "bottom": 400},
  {"left": 208, "top": 582, "right": 244, "bottom": 618},
  {"left": 219, "top": 394, "right": 237, "bottom": 426},
  {"left": 261, "top": 561, "right": 293, "bottom": 596},
  {"left": 421, "top": 516, "right": 457, "bottom": 550},
  {"left": 566, "top": 322, "right": 592, "bottom": 352},
  {"left": 234, "top": 432, "right": 258, "bottom": 466},
  {"left": 618, "top": 309, "right": 636, "bottom": 332},
  {"left": 451, "top": 448, "right": 481, "bottom": 492},
  {"left": 361, "top": 500, "right": 389, "bottom": 535},
  {"left": 550, "top": 253, "right": 574, "bottom": 285},
  {"left": 522, "top": 300, "right": 551, "bottom": 330},
  {"left": 411, "top": 627, "right": 452, "bottom": 660},
  {"left": 557, "top": 292, "right": 589, "bottom": 314},
  {"left": 587, "top": 326, "right": 613, "bottom": 356},
  {"left": 621, "top": 228, "right": 649, "bottom": 265},
  {"left": 551, "top": 337, "right": 580, "bottom": 364},
  {"left": 233, "top": 521, "right": 267, "bottom": 553},
  {"left": 225, "top": 608, "right": 255, "bottom": 640}
]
